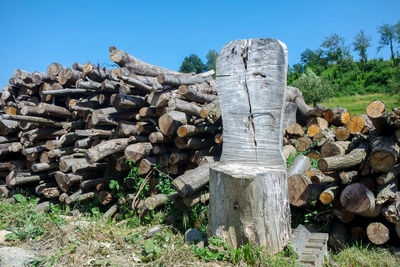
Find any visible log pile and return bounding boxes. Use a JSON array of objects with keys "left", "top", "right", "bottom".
[
  {"left": 284, "top": 99, "right": 400, "bottom": 247},
  {"left": 1, "top": 46, "right": 399, "bottom": 249},
  {"left": 0, "top": 47, "right": 221, "bottom": 219}
]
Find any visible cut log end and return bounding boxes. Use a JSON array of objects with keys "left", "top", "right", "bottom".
[{"left": 366, "top": 100, "right": 386, "bottom": 119}]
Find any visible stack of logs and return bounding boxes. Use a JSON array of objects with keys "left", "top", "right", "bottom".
[
  {"left": 1, "top": 46, "right": 400, "bottom": 249},
  {"left": 0, "top": 47, "right": 222, "bottom": 219},
  {"left": 283, "top": 100, "right": 400, "bottom": 248}
]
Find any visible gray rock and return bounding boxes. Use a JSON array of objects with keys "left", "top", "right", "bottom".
[
  {"left": 0, "top": 247, "right": 36, "bottom": 267},
  {"left": 184, "top": 228, "right": 207, "bottom": 244},
  {"left": 144, "top": 225, "right": 163, "bottom": 239}
]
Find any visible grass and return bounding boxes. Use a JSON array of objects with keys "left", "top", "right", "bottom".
[
  {"left": 319, "top": 93, "right": 400, "bottom": 115},
  {"left": 1, "top": 195, "right": 399, "bottom": 266}
]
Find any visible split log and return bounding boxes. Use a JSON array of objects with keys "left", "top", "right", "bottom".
[
  {"left": 346, "top": 115, "right": 373, "bottom": 135},
  {"left": 323, "top": 107, "right": 351, "bottom": 126},
  {"left": 283, "top": 145, "right": 296, "bottom": 161},
  {"left": 319, "top": 185, "right": 340, "bottom": 205},
  {"left": 376, "top": 164, "right": 400, "bottom": 185},
  {"left": 294, "top": 136, "right": 312, "bottom": 152},
  {"left": 159, "top": 111, "right": 190, "bottom": 136},
  {"left": 368, "top": 131, "right": 399, "bottom": 172},
  {"left": 366, "top": 222, "right": 389, "bottom": 245},
  {"left": 288, "top": 174, "right": 321, "bottom": 206},
  {"left": 334, "top": 126, "right": 351, "bottom": 141},
  {"left": 318, "top": 148, "right": 367, "bottom": 172},
  {"left": 199, "top": 100, "right": 220, "bottom": 124},
  {"left": 172, "top": 163, "right": 214, "bottom": 197},
  {"left": 178, "top": 84, "right": 216, "bottom": 104},
  {"left": 339, "top": 171, "right": 359, "bottom": 184},
  {"left": 86, "top": 138, "right": 133, "bottom": 163},
  {"left": 382, "top": 192, "right": 400, "bottom": 223},
  {"left": 320, "top": 141, "right": 350, "bottom": 158},
  {"left": 340, "top": 183, "right": 375, "bottom": 213},
  {"left": 376, "top": 179, "right": 397, "bottom": 205},
  {"left": 124, "top": 142, "right": 153, "bottom": 162},
  {"left": 285, "top": 123, "right": 304, "bottom": 137}
]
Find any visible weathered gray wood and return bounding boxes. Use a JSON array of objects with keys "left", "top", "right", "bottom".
[
  {"left": 157, "top": 72, "right": 213, "bottom": 86},
  {"left": 86, "top": 138, "right": 133, "bottom": 163},
  {"left": 208, "top": 39, "right": 290, "bottom": 253},
  {"left": 172, "top": 163, "right": 214, "bottom": 197},
  {"left": 289, "top": 224, "right": 311, "bottom": 257},
  {"left": 208, "top": 163, "right": 290, "bottom": 253},
  {"left": 287, "top": 155, "right": 311, "bottom": 177},
  {"left": 178, "top": 84, "right": 216, "bottom": 103}
]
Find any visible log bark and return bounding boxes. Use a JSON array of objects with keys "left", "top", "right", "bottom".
[
  {"left": 32, "top": 71, "right": 56, "bottom": 85},
  {"left": 86, "top": 138, "right": 133, "bottom": 163},
  {"left": 288, "top": 174, "right": 321, "bottom": 206},
  {"left": 175, "top": 137, "right": 214, "bottom": 150},
  {"left": 1, "top": 114, "right": 64, "bottom": 127},
  {"left": 318, "top": 148, "right": 367, "bottom": 172},
  {"left": 376, "top": 179, "right": 397, "bottom": 205},
  {"left": 183, "top": 191, "right": 209, "bottom": 207},
  {"left": 339, "top": 171, "right": 359, "bottom": 184},
  {"left": 283, "top": 145, "right": 296, "bottom": 161},
  {"left": 117, "top": 75, "right": 154, "bottom": 93},
  {"left": 178, "top": 84, "right": 216, "bottom": 104},
  {"left": 320, "top": 141, "right": 350, "bottom": 158},
  {"left": 286, "top": 86, "right": 311, "bottom": 125},
  {"left": 172, "top": 163, "right": 214, "bottom": 197},
  {"left": 149, "top": 132, "right": 173, "bottom": 143},
  {"left": 294, "top": 136, "right": 312, "bottom": 152},
  {"left": 31, "top": 162, "right": 58, "bottom": 173},
  {"left": 58, "top": 68, "right": 82, "bottom": 85},
  {"left": 168, "top": 98, "right": 202, "bottom": 117},
  {"left": 111, "top": 94, "right": 147, "bottom": 109},
  {"left": 366, "top": 222, "right": 389, "bottom": 245},
  {"left": 382, "top": 192, "right": 400, "bottom": 223},
  {"left": 157, "top": 72, "right": 212, "bottom": 86},
  {"left": 0, "top": 120, "right": 19, "bottom": 135},
  {"left": 109, "top": 48, "right": 183, "bottom": 76},
  {"left": 340, "top": 183, "right": 375, "bottom": 213},
  {"left": 177, "top": 124, "right": 220, "bottom": 137},
  {"left": 376, "top": 164, "right": 400, "bottom": 185},
  {"left": 319, "top": 185, "right": 340, "bottom": 205},
  {"left": 368, "top": 130, "right": 399, "bottom": 172}
]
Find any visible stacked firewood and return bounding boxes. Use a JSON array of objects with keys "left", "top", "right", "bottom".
[
  {"left": 0, "top": 47, "right": 221, "bottom": 219},
  {"left": 283, "top": 100, "right": 400, "bottom": 247}
]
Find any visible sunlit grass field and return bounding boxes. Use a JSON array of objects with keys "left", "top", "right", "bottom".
[{"left": 319, "top": 93, "right": 400, "bottom": 115}]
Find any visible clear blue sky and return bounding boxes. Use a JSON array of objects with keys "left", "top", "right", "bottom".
[{"left": 0, "top": 1, "right": 399, "bottom": 84}]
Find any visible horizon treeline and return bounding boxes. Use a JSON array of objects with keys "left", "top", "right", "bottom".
[{"left": 180, "top": 20, "right": 400, "bottom": 105}]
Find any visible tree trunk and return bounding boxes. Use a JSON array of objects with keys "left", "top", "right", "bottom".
[
  {"left": 288, "top": 174, "right": 321, "bottom": 206},
  {"left": 286, "top": 86, "right": 311, "bottom": 125},
  {"left": 366, "top": 100, "right": 394, "bottom": 135},
  {"left": 168, "top": 98, "right": 202, "bottom": 117},
  {"left": 157, "top": 72, "right": 212, "bottom": 86},
  {"left": 346, "top": 115, "right": 373, "bottom": 135},
  {"left": 86, "top": 138, "right": 133, "bottom": 163},
  {"left": 111, "top": 94, "right": 147, "bottom": 109},
  {"left": 334, "top": 126, "right": 351, "bottom": 141},
  {"left": 320, "top": 141, "right": 350, "bottom": 158},
  {"left": 208, "top": 163, "right": 290, "bottom": 253},
  {"left": 47, "top": 63, "right": 64, "bottom": 76},
  {"left": 177, "top": 124, "right": 220, "bottom": 138},
  {"left": 323, "top": 107, "right": 351, "bottom": 126}
]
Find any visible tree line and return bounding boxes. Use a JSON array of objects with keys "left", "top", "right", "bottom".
[{"left": 180, "top": 20, "right": 400, "bottom": 105}]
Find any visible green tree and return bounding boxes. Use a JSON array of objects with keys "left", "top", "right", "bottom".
[
  {"left": 179, "top": 54, "right": 205, "bottom": 73},
  {"left": 377, "top": 23, "right": 398, "bottom": 65},
  {"left": 353, "top": 30, "right": 372, "bottom": 63},
  {"left": 300, "top": 48, "right": 328, "bottom": 74},
  {"left": 353, "top": 30, "right": 372, "bottom": 75},
  {"left": 205, "top": 50, "right": 218, "bottom": 72},
  {"left": 293, "top": 68, "right": 335, "bottom": 106},
  {"left": 321, "top": 33, "right": 352, "bottom": 84}
]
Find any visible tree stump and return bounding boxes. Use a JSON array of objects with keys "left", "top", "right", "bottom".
[{"left": 208, "top": 39, "right": 290, "bottom": 254}]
